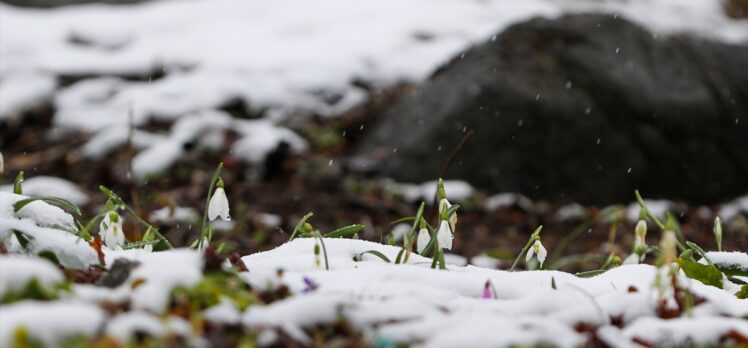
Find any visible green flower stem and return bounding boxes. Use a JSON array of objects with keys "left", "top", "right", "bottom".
[
  {"left": 197, "top": 163, "right": 224, "bottom": 249},
  {"left": 99, "top": 185, "right": 172, "bottom": 249},
  {"left": 510, "top": 225, "right": 543, "bottom": 271}
]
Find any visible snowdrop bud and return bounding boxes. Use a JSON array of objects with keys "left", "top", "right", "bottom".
[
  {"left": 526, "top": 240, "right": 547, "bottom": 267},
  {"left": 416, "top": 227, "right": 430, "bottom": 254},
  {"left": 634, "top": 220, "right": 647, "bottom": 249},
  {"left": 660, "top": 230, "right": 677, "bottom": 265},
  {"left": 207, "top": 179, "right": 230, "bottom": 221},
  {"left": 314, "top": 242, "right": 321, "bottom": 267},
  {"left": 437, "top": 178, "right": 447, "bottom": 200},
  {"left": 713, "top": 217, "right": 722, "bottom": 252},
  {"left": 100, "top": 212, "right": 125, "bottom": 250},
  {"left": 436, "top": 220, "right": 453, "bottom": 250}
]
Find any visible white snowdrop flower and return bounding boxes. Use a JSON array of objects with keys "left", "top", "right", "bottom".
[
  {"left": 416, "top": 227, "right": 431, "bottom": 253},
  {"left": 526, "top": 239, "right": 547, "bottom": 267},
  {"left": 100, "top": 211, "right": 125, "bottom": 250},
  {"left": 436, "top": 220, "right": 453, "bottom": 250},
  {"left": 208, "top": 180, "right": 230, "bottom": 221}
]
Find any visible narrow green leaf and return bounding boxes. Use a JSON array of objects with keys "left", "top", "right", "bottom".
[
  {"left": 395, "top": 248, "right": 405, "bottom": 264},
  {"left": 12, "top": 230, "right": 34, "bottom": 250},
  {"left": 324, "top": 224, "right": 365, "bottom": 238},
  {"left": 676, "top": 258, "right": 723, "bottom": 289},
  {"left": 13, "top": 197, "right": 82, "bottom": 216},
  {"left": 575, "top": 269, "right": 609, "bottom": 278},
  {"left": 289, "top": 212, "right": 314, "bottom": 241},
  {"left": 685, "top": 241, "right": 713, "bottom": 265},
  {"left": 357, "top": 250, "right": 391, "bottom": 263},
  {"left": 13, "top": 171, "right": 24, "bottom": 194}
]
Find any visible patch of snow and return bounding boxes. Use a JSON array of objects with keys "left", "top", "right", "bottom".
[
  {"left": 718, "top": 194, "right": 748, "bottom": 222},
  {"left": 0, "top": 301, "right": 105, "bottom": 347},
  {"left": 79, "top": 126, "right": 166, "bottom": 160},
  {"left": 470, "top": 254, "right": 501, "bottom": 269},
  {"left": 389, "top": 223, "right": 410, "bottom": 243},
  {"left": 101, "top": 248, "right": 204, "bottom": 312},
  {"left": 443, "top": 253, "right": 468, "bottom": 267},
  {"left": 149, "top": 206, "right": 199, "bottom": 225},
  {"left": 203, "top": 297, "right": 242, "bottom": 325},
  {"left": 106, "top": 311, "right": 165, "bottom": 342},
  {"left": 483, "top": 192, "right": 534, "bottom": 212},
  {"left": 626, "top": 200, "right": 674, "bottom": 223},
  {"left": 386, "top": 180, "right": 475, "bottom": 204},
  {"left": 0, "top": 70, "right": 56, "bottom": 122},
  {"left": 239, "top": 238, "right": 748, "bottom": 346},
  {"left": 555, "top": 203, "right": 587, "bottom": 221},
  {"left": 0, "top": 255, "right": 64, "bottom": 298},
  {"left": 254, "top": 212, "right": 282, "bottom": 228},
  {"left": 704, "top": 251, "right": 748, "bottom": 268},
  {"left": 1, "top": 176, "right": 89, "bottom": 206},
  {"left": 0, "top": 192, "right": 98, "bottom": 269},
  {"left": 622, "top": 317, "right": 748, "bottom": 347},
  {"left": 132, "top": 110, "right": 307, "bottom": 179},
  {"left": 104, "top": 310, "right": 192, "bottom": 344}
]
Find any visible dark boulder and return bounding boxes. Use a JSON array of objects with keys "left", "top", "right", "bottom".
[{"left": 354, "top": 14, "right": 748, "bottom": 204}]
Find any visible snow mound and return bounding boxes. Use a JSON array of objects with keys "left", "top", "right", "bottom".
[
  {"left": 0, "top": 301, "right": 105, "bottom": 347},
  {"left": 0, "top": 255, "right": 64, "bottom": 299},
  {"left": 0, "top": 192, "right": 98, "bottom": 269},
  {"left": 240, "top": 238, "right": 748, "bottom": 347},
  {"left": 1, "top": 176, "right": 89, "bottom": 206}
]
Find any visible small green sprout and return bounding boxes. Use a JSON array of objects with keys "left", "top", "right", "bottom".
[{"left": 713, "top": 217, "right": 722, "bottom": 252}]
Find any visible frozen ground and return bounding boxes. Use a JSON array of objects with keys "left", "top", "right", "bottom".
[
  {"left": 1, "top": 192, "right": 747, "bottom": 346},
  {"left": 1, "top": 0, "right": 747, "bottom": 178}
]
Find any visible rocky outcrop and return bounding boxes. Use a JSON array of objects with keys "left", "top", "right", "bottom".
[{"left": 354, "top": 14, "right": 748, "bottom": 204}]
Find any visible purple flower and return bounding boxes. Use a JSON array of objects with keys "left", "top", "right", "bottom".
[
  {"left": 302, "top": 276, "right": 319, "bottom": 293},
  {"left": 482, "top": 280, "right": 495, "bottom": 299}
]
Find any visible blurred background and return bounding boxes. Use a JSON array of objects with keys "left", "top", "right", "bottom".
[{"left": 1, "top": 0, "right": 746, "bottom": 269}]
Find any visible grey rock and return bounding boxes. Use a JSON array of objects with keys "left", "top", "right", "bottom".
[{"left": 354, "top": 14, "right": 748, "bottom": 204}]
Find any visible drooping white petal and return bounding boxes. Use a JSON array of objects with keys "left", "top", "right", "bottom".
[
  {"left": 436, "top": 220, "right": 453, "bottom": 250},
  {"left": 416, "top": 228, "right": 431, "bottom": 254},
  {"left": 208, "top": 187, "right": 230, "bottom": 221},
  {"left": 99, "top": 212, "right": 125, "bottom": 250},
  {"left": 535, "top": 240, "right": 547, "bottom": 267},
  {"left": 525, "top": 244, "right": 535, "bottom": 263}
]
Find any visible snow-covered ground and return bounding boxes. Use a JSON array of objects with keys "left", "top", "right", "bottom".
[
  {"left": 1, "top": 191, "right": 747, "bottom": 347},
  {"left": 2, "top": 0, "right": 747, "bottom": 178}
]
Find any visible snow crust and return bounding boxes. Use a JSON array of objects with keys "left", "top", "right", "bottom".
[{"left": 240, "top": 238, "right": 748, "bottom": 347}]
